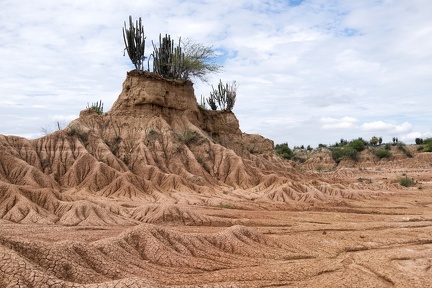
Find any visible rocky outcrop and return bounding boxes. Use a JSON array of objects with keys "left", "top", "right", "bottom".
[
  {"left": 0, "top": 71, "right": 387, "bottom": 225},
  {"left": 107, "top": 70, "right": 273, "bottom": 157}
]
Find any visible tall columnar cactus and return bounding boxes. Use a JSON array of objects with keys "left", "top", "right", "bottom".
[
  {"left": 152, "top": 34, "right": 185, "bottom": 79},
  {"left": 123, "top": 16, "right": 146, "bottom": 70}
]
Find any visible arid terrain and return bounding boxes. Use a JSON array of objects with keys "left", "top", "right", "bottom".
[{"left": 1, "top": 71, "right": 431, "bottom": 287}]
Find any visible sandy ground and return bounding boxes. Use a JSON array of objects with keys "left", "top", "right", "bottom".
[{"left": 1, "top": 184, "right": 431, "bottom": 287}]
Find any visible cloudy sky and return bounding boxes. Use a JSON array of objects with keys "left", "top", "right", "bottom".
[{"left": 1, "top": 0, "right": 431, "bottom": 147}]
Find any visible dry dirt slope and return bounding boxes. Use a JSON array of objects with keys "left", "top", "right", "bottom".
[{"left": 1, "top": 71, "right": 432, "bottom": 287}]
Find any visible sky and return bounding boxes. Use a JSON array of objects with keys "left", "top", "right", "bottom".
[{"left": 1, "top": 0, "right": 431, "bottom": 147}]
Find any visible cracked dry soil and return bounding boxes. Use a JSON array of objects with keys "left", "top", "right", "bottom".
[{"left": 1, "top": 188, "right": 432, "bottom": 288}]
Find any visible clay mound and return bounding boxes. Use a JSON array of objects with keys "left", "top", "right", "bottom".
[
  {"left": 56, "top": 201, "right": 138, "bottom": 226},
  {"left": 0, "top": 184, "right": 58, "bottom": 224},
  {"left": 0, "top": 224, "right": 301, "bottom": 287},
  {"left": 127, "top": 204, "right": 232, "bottom": 226},
  {"left": 0, "top": 183, "right": 138, "bottom": 226},
  {"left": 259, "top": 182, "right": 355, "bottom": 203}
]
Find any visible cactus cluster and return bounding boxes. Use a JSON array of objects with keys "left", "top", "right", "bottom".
[
  {"left": 86, "top": 100, "right": 104, "bottom": 115},
  {"left": 151, "top": 34, "right": 185, "bottom": 79},
  {"left": 123, "top": 16, "right": 146, "bottom": 70},
  {"left": 206, "top": 80, "right": 237, "bottom": 111}
]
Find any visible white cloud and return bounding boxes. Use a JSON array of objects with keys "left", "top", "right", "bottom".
[
  {"left": 320, "top": 117, "right": 357, "bottom": 129},
  {"left": 0, "top": 0, "right": 431, "bottom": 147},
  {"left": 361, "top": 121, "right": 412, "bottom": 133}
]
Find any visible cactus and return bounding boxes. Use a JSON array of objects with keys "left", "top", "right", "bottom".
[
  {"left": 86, "top": 100, "right": 104, "bottom": 115},
  {"left": 207, "top": 80, "right": 237, "bottom": 111},
  {"left": 206, "top": 93, "right": 217, "bottom": 110},
  {"left": 152, "top": 34, "right": 185, "bottom": 79},
  {"left": 123, "top": 16, "right": 146, "bottom": 70}
]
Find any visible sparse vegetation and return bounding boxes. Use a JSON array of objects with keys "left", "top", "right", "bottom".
[
  {"left": 215, "top": 203, "right": 235, "bottom": 209},
  {"left": 422, "top": 138, "right": 432, "bottom": 152},
  {"left": 86, "top": 100, "right": 104, "bottom": 115},
  {"left": 349, "top": 138, "right": 366, "bottom": 152},
  {"left": 66, "top": 126, "right": 88, "bottom": 144},
  {"left": 370, "top": 136, "right": 379, "bottom": 146},
  {"left": 151, "top": 33, "right": 185, "bottom": 79},
  {"left": 415, "top": 138, "right": 424, "bottom": 145},
  {"left": 198, "top": 95, "right": 207, "bottom": 110},
  {"left": 122, "top": 16, "right": 221, "bottom": 84},
  {"left": 40, "top": 121, "right": 65, "bottom": 135},
  {"left": 275, "top": 143, "right": 293, "bottom": 160},
  {"left": 105, "top": 135, "right": 122, "bottom": 156},
  {"left": 176, "top": 128, "right": 199, "bottom": 145},
  {"left": 123, "top": 16, "right": 146, "bottom": 70},
  {"left": 374, "top": 148, "right": 392, "bottom": 159},
  {"left": 399, "top": 176, "right": 416, "bottom": 187},
  {"left": 206, "top": 80, "right": 237, "bottom": 111},
  {"left": 181, "top": 38, "right": 222, "bottom": 83},
  {"left": 330, "top": 146, "right": 358, "bottom": 163}
]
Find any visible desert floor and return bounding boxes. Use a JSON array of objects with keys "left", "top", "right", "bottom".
[{"left": 1, "top": 168, "right": 431, "bottom": 287}]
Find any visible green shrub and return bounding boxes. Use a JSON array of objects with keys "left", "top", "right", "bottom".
[
  {"left": 423, "top": 138, "right": 432, "bottom": 152},
  {"left": 349, "top": 139, "right": 365, "bottom": 152},
  {"left": 275, "top": 143, "right": 293, "bottom": 160},
  {"left": 330, "top": 147, "right": 343, "bottom": 163},
  {"left": 399, "top": 176, "right": 416, "bottom": 187},
  {"left": 330, "top": 146, "right": 358, "bottom": 163},
  {"left": 370, "top": 136, "right": 379, "bottom": 146},
  {"left": 374, "top": 149, "right": 392, "bottom": 159},
  {"left": 415, "top": 138, "right": 424, "bottom": 145}
]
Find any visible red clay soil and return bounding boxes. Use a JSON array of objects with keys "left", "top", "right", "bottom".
[{"left": 1, "top": 71, "right": 431, "bottom": 287}]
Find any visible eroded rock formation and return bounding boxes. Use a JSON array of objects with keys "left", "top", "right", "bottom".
[{"left": 0, "top": 71, "right": 412, "bottom": 225}]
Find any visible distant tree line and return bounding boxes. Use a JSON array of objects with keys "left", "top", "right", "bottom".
[{"left": 275, "top": 135, "right": 432, "bottom": 163}]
